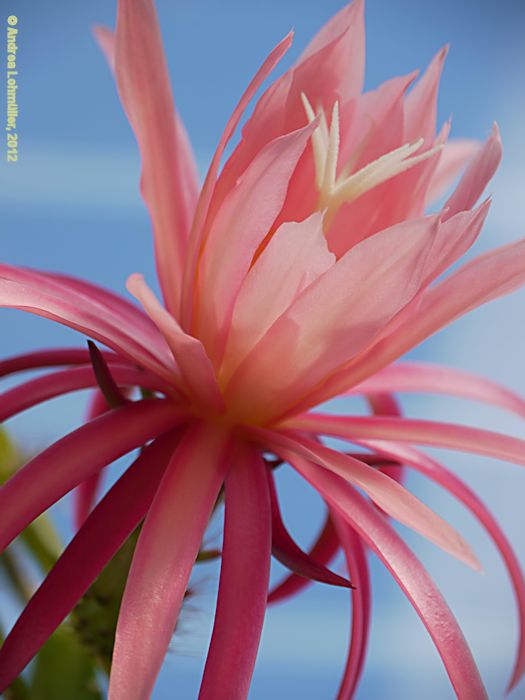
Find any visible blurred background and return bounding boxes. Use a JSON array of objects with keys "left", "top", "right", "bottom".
[{"left": 1, "top": 0, "right": 524, "bottom": 697}]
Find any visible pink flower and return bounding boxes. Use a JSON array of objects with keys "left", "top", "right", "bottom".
[{"left": 0, "top": 1, "right": 524, "bottom": 698}]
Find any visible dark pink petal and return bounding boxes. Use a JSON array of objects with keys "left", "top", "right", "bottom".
[
  {"left": 0, "top": 348, "right": 127, "bottom": 378},
  {"left": 289, "top": 413, "right": 525, "bottom": 467},
  {"left": 352, "top": 361, "right": 525, "bottom": 419},
  {"left": 331, "top": 511, "right": 371, "bottom": 700},
  {"left": 0, "top": 399, "right": 181, "bottom": 553},
  {"left": 199, "top": 444, "right": 271, "bottom": 700},
  {"left": 293, "top": 457, "right": 488, "bottom": 700},
  {"left": 108, "top": 423, "right": 231, "bottom": 700},
  {"left": 366, "top": 392, "right": 405, "bottom": 485},
  {"left": 0, "top": 432, "right": 178, "bottom": 692},
  {"left": 347, "top": 438, "right": 525, "bottom": 692},
  {"left": 96, "top": 1, "right": 199, "bottom": 315},
  {"left": 260, "top": 430, "right": 478, "bottom": 569},
  {"left": 0, "top": 365, "right": 169, "bottom": 424},
  {"left": 268, "top": 511, "right": 340, "bottom": 604},
  {"left": 267, "top": 470, "right": 352, "bottom": 591},
  {"left": 181, "top": 33, "right": 293, "bottom": 328}
]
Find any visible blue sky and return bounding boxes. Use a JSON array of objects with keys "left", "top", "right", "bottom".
[{"left": 1, "top": 1, "right": 525, "bottom": 698}]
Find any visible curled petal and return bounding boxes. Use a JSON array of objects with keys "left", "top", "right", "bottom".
[{"left": 0, "top": 348, "right": 128, "bottom": 378}]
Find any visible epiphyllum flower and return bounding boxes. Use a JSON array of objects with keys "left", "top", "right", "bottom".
[{"left": 0, "top": 1, "right": 525, "bottom": 698}]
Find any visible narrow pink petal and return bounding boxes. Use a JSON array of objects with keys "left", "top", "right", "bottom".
[
  {"left": 108, "top": 423, "right": 231, "bottom": 700},
  {"left": 127, "top": 274, "right": 224, "bottom": 412},
  {"left": 267, "top": 470, "right": 351, "bottom": 591},
  {"left": 344, "top": 439, "right": 525, "bottom": 692},
  {"left": 366, "top": 393, "right": 405, "bottom": 485},
  {"left": 425, "top": 139, "right": 480, "bottom": 205},
  {"left": 195, "top": 121, "right": 316, "bottom": 364},
  {"left": 98, "top": 2, "right": 199, "bottom": 315},
  {"left": 0, "top": 366, "right": 169, "bottom": 425},
  {"left": 226, "top": 215, "right": 439, "bottom": 424},
  {"left": 0, "top": 348, "right": 128, "bottom": 378},
  {"left": 288, "top": 413, "right": 525, "bottom": 468},
  {"left": 0, "top": 432, "right": 178, "bottom": 692},
  {"left": 181, "top": 33, "right": 293, "bottom": 329},
  {"left": 352, "top": 361, "right": 525, "bottom": 419},
  {"left": 443, "top": 124, "right": 502, "bottom": 219},
  {"left": 221, "top": 211, "right": 335, "bottom": 383},
  {"left": 260, "top": 430, "right": 479, "bottom": 569},
  {"left": 404, "top": 47, "right": 447, "bottom": 146},
  {"left": 199, "top": 444, "right": 271, "bottom": 700},
  {"left": 268, "top": 511, "right": 340, "bottom": 604},
  {"left": 0, "top": 399, "right": 181, "bottom": 553},
  {"left": 0, "top": 264, "right": 176, "bottom": 381},
  {"left": 331, "top": 511, "right": 371, "bottom": 700},
  {"left": 293, "top": 459, "right": 488, "bottom": 700},
  {"left": 297, "top": 235, "right": 525, "bottom": 408}
]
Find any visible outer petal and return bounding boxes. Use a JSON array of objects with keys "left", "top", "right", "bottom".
[
  {"left": 404, "top": 47, "right": 447, "bottom": 146},
  {"left": 221, "top": 212, "right": 335, "bottom": 382},
  {"left": 293, "top": 459, "right": 488, "bottom": 700},
  {"left": 345, "top": 438, "right": 525, "bottom": 692},
  {"left": 0, "top": 399, "right": 181, "bottom": 553},
  {"left": 425, "top": 139, "right": 480, "bottom": 205},
  {"left": 351, "top": 361, "right": 525, "bottom": 419},
  {"left": 127, "top": 274, "right": 224, "bottom": 412},
  {"left": 199, "top": 444, "right": 271, "bottom": 700},
  {"left": 0, "top": 348, "right": 128, "bottom": 378},
  {"left": 331, "top": 511, "right": 371, "bottom": 700},
  {"left": 289, "top": 413, "right": 525, "bottom": 468},
  {"left": 195, "top": 122, "right": 316, "bottom": 363},
  {"left": 96, "top": 0, "right": 199, "bottom": 315},
  {"left": 261, "top": 431, "right": 479, "bottom": 569},
  {"left": 0, "top": 265, "right": 176, "bottom": 382},
  {"left": 108, "top": 423, "right": 231, "bottom": 700},
  {"left": 226, "top": 215, "right": 439, "bottom": 424},
  {"left": 0, "top": 432, "right": 178, "bottom": 691},
  {"left": 268, "top": 511, "right": 340, "bottom": 604}
]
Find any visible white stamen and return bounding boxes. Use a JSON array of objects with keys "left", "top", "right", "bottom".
[
  {"left": 322, "top": 101, "right": 340, "bottom": 198},
  {"left": 301, "top": 93, "right": 327, "bottom": 190}
]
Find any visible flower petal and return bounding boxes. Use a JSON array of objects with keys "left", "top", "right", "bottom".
[
  {"left": 199, "top": 444, "right": 271, "bottom": 700},
  {"left": 293, "top": 460, "right": 488, "bottom": 700},
  {"left": 0, "top": 432, "right": 178, "bottom": 692},
  {"left": 0, "top": 348, "right": 127, "bottom": 378},
  {"left": 261, "top": 430, "right": 479, "bottom": 569},
  {"left": 0, "top": 399, "right": 180, "bottom": 553},
  {"left": 108, "top": 423, "right": 231, "bottom": 700},
  {"left": 268, "top": 511, "right": 340, "bottom": 604},
  {"left": 425, "top": 139, "right": 480, "bottom": 205},
  {"left": 96, "top": 1, "right": 199, "bottom": 315}
]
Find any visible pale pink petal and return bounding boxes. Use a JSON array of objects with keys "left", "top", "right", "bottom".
[
  {"left": 288, "top": 413, "right": 525, "bottom": 468},
  {"left": 0, "top": 432, "right": 177, "bottom": 692},
  {"left": 221, "top": 212, "right": 334, "bottom": 382},
  {"left": 0, "top": 399, "right": 180, "bottom": 554},
  {"left": 96, "top": 1, "right": 199, "bottom": 315},
  {"left": 127, "top": 273, "right": 224, "bottom": 412},
  {"left": 226, "top": 215, "right": 439, "bottom": 424},
  {"left": 0, "top": 265, "right": 176, "bottom": 381},
  {"left": 108, "top": 423, "right": 231, "bottom": 700},
  {"left": 352, "top": 361, "right": 525, "bottom": 419},
  {"left": 425, "top": 139, "right": 481, "bottom": 205},
  {"left": 404, "top": 47, "right": 447, "bottom": 146},
  {"left": 199, "top": 444, "right": 271, "bottom": 700},
  {"left": 260, "top": 430, "right": 479, "bottom": 569},
  {"left": 0, "top": 366, "right": 168, "bottom": 425},
  {"left": 297, "top": 235, "right": 525, "bottom": 408},
  {"left": 331, "top": 511, "right": 371, "bottom": 700},
  {"left": 344, "top": 439, "right": 525, "bottom": 691},
  {"left": 293, "top": 459, "right": 488, "bottom": 700},
  {"left": 267, "top": 470, "right": 351, "bottom": 591},
  {"left": 443, "top": 124, "right": 502, "bottom": 219},
  {"left": 268, "top": 511, "right": 340, "bottom": 604},
  {"left": 181, "top": 33, "right": 293, "bottom": 328},
  {"left": 195, "top": 122, "right": 316, "bottom": 364}
]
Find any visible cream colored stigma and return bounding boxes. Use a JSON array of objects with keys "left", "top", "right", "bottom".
[{"left": 301, "top": 93, "right": 443, "bottom": 226}]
